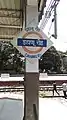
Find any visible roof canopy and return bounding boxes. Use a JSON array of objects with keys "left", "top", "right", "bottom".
[{"left": 0, "top": 0, "right": 46, "bottom": 41}]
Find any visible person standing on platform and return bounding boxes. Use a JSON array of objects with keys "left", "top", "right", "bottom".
[
  {"left": 62, "top": 83, "right": 67, "bottom": 99},
  {"left": 53, "top": 82, "right": 59, "bottom": 96}
]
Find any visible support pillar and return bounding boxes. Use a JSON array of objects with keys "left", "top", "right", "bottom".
[
  {"left": 24, "top": 1, "right": 39, "bottom": 120},
  {"left": 24, "top": 73, "right": 39, "bottom": 120}
]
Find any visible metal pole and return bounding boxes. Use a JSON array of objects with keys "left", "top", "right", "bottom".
[{"left": 54, "top": 0, "right": 57, "bottom": 39}]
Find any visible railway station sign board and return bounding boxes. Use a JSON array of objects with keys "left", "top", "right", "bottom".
[
  {"left": 11, "top": 27, "right": 53, "bottom": 59},
  {"left": 17, "top": 38, "right": 47, "bottom": 47}
]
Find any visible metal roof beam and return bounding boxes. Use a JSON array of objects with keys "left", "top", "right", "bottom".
[
  {"left": 0, "top": 35, "right": 15, "bottom": 38},
  {"left": 0, "top": 8, "right": 22, "bottom": 12},
  {"left": 0, "top": 38, "right": 13, "bottom": 41},
  {"left": 38, "top": 0, "right": 47, "bottom": 21},
  {"left": 0, "top": 14, "right": 20, "bottom": 18},
  {"left": 0, "top": 24, "right": 22, "bottom": 28}
]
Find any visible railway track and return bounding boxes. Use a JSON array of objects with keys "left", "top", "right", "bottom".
[{"left": 0, "top": 85, "right": 63, "bottom": 92}]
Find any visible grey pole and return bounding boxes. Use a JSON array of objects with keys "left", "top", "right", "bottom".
[
  {"left": 24, "top": 3, "right": 39, "bottom": 120},
  {"left": 54, "top": 0, "right": 57, "bottom": 39}
]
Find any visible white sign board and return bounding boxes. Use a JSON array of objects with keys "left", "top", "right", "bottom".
[
  {"left": 11, "top": 27, "right": 53, "bottom": 72},
  {"left": 11, "top": 28, "right": 53, "bottom": 59}
]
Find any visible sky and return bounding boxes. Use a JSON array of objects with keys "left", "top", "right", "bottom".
[{"left": 43, "top": 0, "right": 67, "bottom": 52}]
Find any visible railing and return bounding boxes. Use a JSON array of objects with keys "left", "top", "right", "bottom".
[
  {"left": 39, "top": 85, "right": 63, "bottom": 91},
  {"left": 0, "top": 85, "right": 63, "bottom": 92},
  {"left": 0, "top": 87, "right": 24, "bottom": 92}
]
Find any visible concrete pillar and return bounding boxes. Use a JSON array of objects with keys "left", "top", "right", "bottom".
[
  {"left": 24, "top": 1, "right": 39, "bottom": 120},
  {"left": 26, "top": 5, "right": 38, "bottom": 27},
  {"left": 24, "top": 73, "right": 39, "bottom": 120}
]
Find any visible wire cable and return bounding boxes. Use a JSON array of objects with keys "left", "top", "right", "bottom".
[
  {"left": 41, "top": 1, "right": 55, "bottom": 29},
  {"left": 39, "top": 0, "right": 60, "bottom": 30},
  {"left": 39, "top": 0, "right": 54, "bottom": 29}
]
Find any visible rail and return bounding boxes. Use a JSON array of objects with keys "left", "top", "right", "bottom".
[
  {"left": 39, "top": 85, "right": 63, "bottom": 91},
  {"left": 0, "top": 86, "right": 63, "bottom": 92}
]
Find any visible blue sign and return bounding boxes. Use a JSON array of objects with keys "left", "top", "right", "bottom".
[
  {"left": 17, "top": 38, "right": 47, "bottom": 47},
  {"left": 25, "top": 53, "right": 41, "bottom": 58}
]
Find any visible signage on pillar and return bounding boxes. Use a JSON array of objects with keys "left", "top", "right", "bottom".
[
  {"left": 11, "top": 27, "right": 53, "bottom": 59},
  {"left": 11, "top": 27, "right": 53, "bottom": 72},
  {"left": 17, "top": 38, "right": 47, "bottom": 47}
]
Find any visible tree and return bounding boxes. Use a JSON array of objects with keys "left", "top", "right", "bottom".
[
  {"left": 0, "top": 41, "right": 24, "bottom": 74},
  {"left": 0, "top": 42, "right": 64, "bottom": 74},
  {"left": 39, "top": 46, "right": 62, "bottom": 73}
]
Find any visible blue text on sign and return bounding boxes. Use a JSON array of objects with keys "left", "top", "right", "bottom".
[{"left": 17, "top": 38, "right": 47, "bottom": 47}]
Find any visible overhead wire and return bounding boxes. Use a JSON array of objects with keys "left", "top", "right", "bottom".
[
  {"left": 39, "top": 0, "right": 54, "bottom": 29},
  {"left": 43, "top": 0, "right": 54, "bottom": 26},
  {"left": 39, "top": 0, "right": 60, "bottom": 30},
  {"left": 47, "top": 17, "right": 55, "bottom": 38},
  {"left": 42, "top": 4, "right": 55, "bottom": 29}
]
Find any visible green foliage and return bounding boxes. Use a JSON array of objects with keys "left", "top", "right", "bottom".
[
  {"left": 0, "top": 42, "right": 66, "bottom": 74},
  {"left": 59, "top": 51, "right": 67, "bottom": 73},
  {"left": 39, "top": 46, "right": 62, "bottom": 73},
  {"left": 39, "top": 91, "right": 46, "bottom": 98},
  {"left": 0, "top": 41, "right": 24, "bottom": 73}
]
